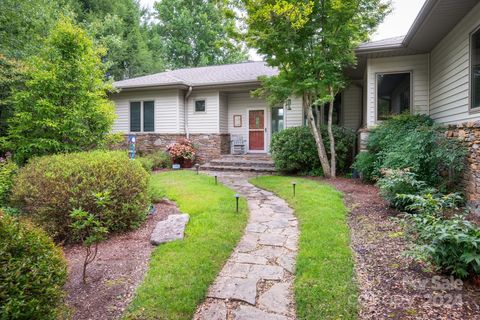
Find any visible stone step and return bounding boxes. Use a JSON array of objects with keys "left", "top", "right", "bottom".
[
  {"left": 200, "top": 164, "right": 277, "bottom": 173},
  {"left": 220, "top": 154, "right": 272, "bottom": 161},
  {"left": 209, "top": 159, "right": 275, "bottom": 168}
]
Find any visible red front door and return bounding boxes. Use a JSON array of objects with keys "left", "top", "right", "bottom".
[{"left": 249, "top": 110, "right": 265, "bottom": 151}]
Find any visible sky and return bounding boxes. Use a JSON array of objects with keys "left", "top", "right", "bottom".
[{"left": 138, "top": 0, "right": 427, "bottom": 59}]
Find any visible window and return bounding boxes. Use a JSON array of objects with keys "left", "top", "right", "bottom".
[
  {"left": 303, "top": 94, "right": 341, "bottom": 126},
  {"left": 376, "top": 72, "right": 411, "bottom": 120},
  {"left": 195, "top": 100, "right": 206, "bottom": 112},
  {"left": 271, "top": 106, "right": 284, "bottom": 134},
  {"left": 471, "top": 28, "right": 480, "bottom": 110},
  {"left": 130, "top": 101, "right": 154, "bottom": 132}
]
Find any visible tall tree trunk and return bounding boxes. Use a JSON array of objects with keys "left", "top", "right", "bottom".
[
  {"left": 304, "top": 92, "right": 331, "bottom": 178},
  {"left": 327, "top": 86, "right": 336, "bottom": 178}
]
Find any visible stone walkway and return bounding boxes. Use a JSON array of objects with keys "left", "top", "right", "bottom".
[{"left": 194, "top": 172, "right": 299, "bottom": 320}]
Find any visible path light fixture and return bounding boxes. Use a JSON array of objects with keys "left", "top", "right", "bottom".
[
  {"left": 292, "top": 181, "right": 296, "bottom": 197},
  {"left": 214, "top": 175, "right": 218, "bottom": 185},
  {"left": 195, "top": 163, "right": 200, "bottom": 174},
  {"left": 235, "top": 194, "right": 240, "bottom": 213}
]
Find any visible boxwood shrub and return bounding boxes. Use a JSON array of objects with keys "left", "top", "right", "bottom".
[
  {"left": 270, "top": 126, "right": 356, "bottom": 175},
  {"left": 11, "top": 151, "right": 150, "bottom": 242},
  {"left": 0, "top": 211, "right": 67, "bottom": 319}
]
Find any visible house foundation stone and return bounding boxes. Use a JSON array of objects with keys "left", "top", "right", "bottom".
[
  {"left": 446, "top": 121, "right": 480, "bottom": 213},
  {"left": 115, "top": 133, "right": 231, "bottom": 164}
]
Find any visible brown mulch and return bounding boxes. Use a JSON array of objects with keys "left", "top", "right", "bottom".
[
  {"left": 323, "top": 178, "right": 480, "bottom": 320},
  {"left": 63, "top": 200, "right": 179, "bottom": 320}
]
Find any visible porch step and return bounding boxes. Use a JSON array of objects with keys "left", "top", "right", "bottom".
[
  {"left": 200, "top": 164, "right": 276, "bottom": 173},
  {"left": 201, "top": 154, "right": 276, "bottom": 173},
  {"left": 208, "top": 158, "right": 274, "bottom": 168}
]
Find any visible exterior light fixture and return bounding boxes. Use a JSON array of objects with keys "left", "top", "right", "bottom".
[
  {"left": 285, "top": 98, "right": 292, "bottom": 110},
  {"left": 235, "top": 194, "right": 240, "bottom": 213},
  {"left": 214, "top": 175, "right": 218, "bottom": 185},
  {"left": 292, "top": 181, "right": 296, "bottom": 197},
  {"left": 195, "top": 163, "right": 200, "bottom": 174}
]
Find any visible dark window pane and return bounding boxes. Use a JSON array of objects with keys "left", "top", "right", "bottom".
[
  {"left": 195, "top": 100, "right": 206, "bottom": 112},
  {"left": 271, "top": 106, "right": 284, "bottom": 134},
  {"left": 130, "top": 102, "right": 141, "bottom": 132},
  {"left": 472, "top": 30, "right": 480, "bottom": 109},
  {"left": 377, "top": 73, "right": 411, "bottom": 120},
  {"left": 143, "top": 101, "right": 155, "bottom": 132}
]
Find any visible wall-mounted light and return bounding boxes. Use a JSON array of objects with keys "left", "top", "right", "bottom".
[{"left": 285, "top": 98, "right": 292, "bottom": 110}]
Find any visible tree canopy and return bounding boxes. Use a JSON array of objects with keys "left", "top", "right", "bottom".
[
  {"left": 152, "top": 0, "right": 248, "bottom": 69},
  {"left": 5, "top": 19, "right": 115, "bottom": 164},
  {"left": 245, "top": 0, "right": 389, "bottom": 177}
]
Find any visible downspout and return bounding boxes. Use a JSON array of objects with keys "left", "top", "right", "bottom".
[{"left": 184, "top": 86, "right": 193, "bottom": 138}]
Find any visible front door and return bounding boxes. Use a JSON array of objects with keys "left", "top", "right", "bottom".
[{"left": 248, "top": 109, "right": 265, "bottom": 152}]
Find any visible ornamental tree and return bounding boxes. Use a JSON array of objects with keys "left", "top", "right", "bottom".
[
  {"left": 244, "top": 0, "right": 390, "bottom": 177},
  {"left": 6, "top": 18, "right": 115, "bottom": 164}
]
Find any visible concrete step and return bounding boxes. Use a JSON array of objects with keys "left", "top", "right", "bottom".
[
  {"left": 200, "top": 164, "right": 277, "bottom": 173},
  {"left": 209, "top": 158, "right": 275, "bottom": 168}
]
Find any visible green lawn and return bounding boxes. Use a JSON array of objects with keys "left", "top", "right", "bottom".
[
  {"left": 250, "top": 176, "right": 357, "bottom": 320},
  {"left": 124, "top": 171, "right": 247, "bottom": 320}
]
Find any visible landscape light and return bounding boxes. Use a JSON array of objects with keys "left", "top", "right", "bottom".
[
  {"left": 235, "top": 194, "right": 240, "bottom": 213},
  {"left": 292, "top": 181, "right": 296, "bottom": 197}
]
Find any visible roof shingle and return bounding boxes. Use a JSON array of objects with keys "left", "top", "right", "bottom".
[{"left": 114, "top": 61, "right": 278, "bottom": 89}]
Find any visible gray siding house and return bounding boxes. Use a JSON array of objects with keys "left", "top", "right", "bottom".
[{"left": 111, "top": 0, "right": 480, "bottom": 190}]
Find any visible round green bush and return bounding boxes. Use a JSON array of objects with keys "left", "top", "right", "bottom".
[
  {"left": 0, "top": 211, "right": 67, "bottom": 319},
  {"left": 11, "top": 150, "right": 150, "bottom": 242},
  {"left": 270, "top": 126, "right": 356, "bottom": 175}
]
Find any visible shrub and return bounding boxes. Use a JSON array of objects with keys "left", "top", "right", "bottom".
[
  {"left": 137, "top": 156, "right": 154, "bottom": 172},
  {"left": 0, "top": 158, "right": 17, "bottom": 205},
  {"left": 376, "top": 169, "right": 433, "bottom": 211},
  {"left": 353, "top": 114, "right": 466, "bottom": 191},
  {"left": 405, "top": 212, "right": 480, "bottom": 279},
  {"left": 352, "top": 151, "right": 376, "bottom": 182},
  {"left": 0, "top": 211, "right": 67, "bottom": 319},
  {"left": 397, "top": 192, "right": 463, "bottom": 216},
  {"left": 147, "top": 150, "right": 173, "bottom": 170},
  {"left": 270, "top": 126, "right": 356, "bottom": 175},
  {"left": 11, "top": 150, "right": 150, "bottom": 242},
  {"left": 167, "top": 139, "right": 196, "bottom": 162}
]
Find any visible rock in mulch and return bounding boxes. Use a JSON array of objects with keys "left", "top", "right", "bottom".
[
  {"left": 150, "top": 213, "right": 189, "bottom": 245},
  {"left": 63, "top": 201, "right": 178, "bottom": 320}
]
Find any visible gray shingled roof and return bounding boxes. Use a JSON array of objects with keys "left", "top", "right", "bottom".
[
  {"left": 114, "top": 61, "right": 279, "bottom": 89},
  {"left": 356, "top": 35, "right": 406, "bottom": 52}
]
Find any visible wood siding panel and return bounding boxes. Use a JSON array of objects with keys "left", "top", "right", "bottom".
[
  {"left": 219, "top": 93, "right": 228, "bottom": 134},
  {"left": 187, "top": 90, "right": 219, "bottom": 134},
  {"left": 430, "top": 2, "right": 480, "bottom": 124},
  {"left": 366, "top": 54, "right": 430, "bottom": 127},
  {"left": 342, "top": 84, "right": 362, "bottom": 130},
  {"left": 111, "top": 89, "right": 179, "bottom": 133}
]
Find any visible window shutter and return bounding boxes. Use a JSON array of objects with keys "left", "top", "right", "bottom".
[
  {"left": 143, "top": 101, "right": 155, "bottom": 132},
  {"left": 130, "top": 102, "right": 141, "bottom": 132}
]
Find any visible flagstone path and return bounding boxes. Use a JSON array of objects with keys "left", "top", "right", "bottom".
[{"left": 194, "top": 172, "right": 299, "bottom": 320}]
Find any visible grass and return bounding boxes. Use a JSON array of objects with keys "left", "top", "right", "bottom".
[
  {"left": 124, "top": 171, "right": 247, "bottom": 320},
  {"left": 250, "top": 176, "right": 357, "bottom": 320}
]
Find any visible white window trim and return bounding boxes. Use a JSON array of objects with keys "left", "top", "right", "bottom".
[
  {"left": 129, "top": 100, "right": 155, "bottom": 133},
  {"left": 469, "top": 25, "right": 480, "bottom": 114},
  {"left": 375, "top": 71, "right": 413, "bottom": 122},
  {"left": 194, "top": 99, "right": 207, "bottom": 113}
]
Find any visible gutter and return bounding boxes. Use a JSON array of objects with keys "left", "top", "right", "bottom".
[{"left": 184, "top": 86, "right": 193, "bottom": 138}]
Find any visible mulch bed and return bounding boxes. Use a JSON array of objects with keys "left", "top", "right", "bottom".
[
  {"left": 63, "top": 200, "right": 179, "bottom": 320},
  {"left": 323, "top": 178, "right": 480, "bottom": 320}
]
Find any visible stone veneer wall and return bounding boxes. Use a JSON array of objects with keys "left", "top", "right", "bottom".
[
  {"left": 117, "top": 133, "right": 231, "bottom": 164},
  {"left": 446, "top": 122, "right": 480, "bottom": 208}
]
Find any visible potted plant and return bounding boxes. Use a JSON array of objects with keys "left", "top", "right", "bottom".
[{"left": 166, "top": 139, "right": 196, "bottom": 168}]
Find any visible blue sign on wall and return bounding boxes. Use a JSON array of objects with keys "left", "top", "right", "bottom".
[{"left": 128, "top": 135, "right": 136, "bottom": 160}]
